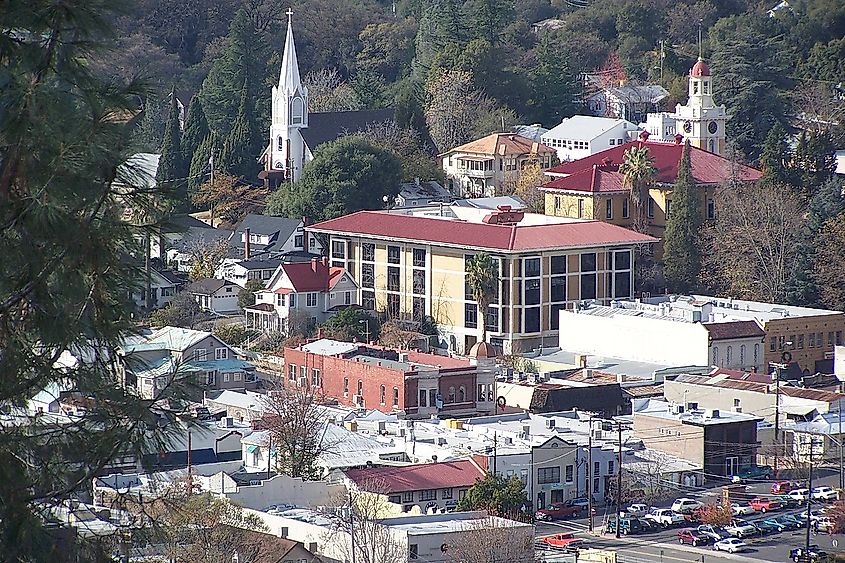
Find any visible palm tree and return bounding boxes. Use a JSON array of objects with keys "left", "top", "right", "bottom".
[
  {"left": 619, "top": 145, "right": 657, "bottom": 233},
  {"left": 466, "top": 252, "right": 499, "bottom": 343}
]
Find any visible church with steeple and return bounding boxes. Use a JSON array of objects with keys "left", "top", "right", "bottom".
[
  {"left": 644, "top": 56, "right": 731, "bottom": 155},
  {"left": 259, "top": 12, "right": 394, "bottom": 188}
]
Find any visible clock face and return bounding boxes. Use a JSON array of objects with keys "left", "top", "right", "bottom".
[
  {"left": 708, "top": 121, "right": 718, "bottom": 134},
  {"left": 683, "top": 121, "right": 692, "bottom": 133}
]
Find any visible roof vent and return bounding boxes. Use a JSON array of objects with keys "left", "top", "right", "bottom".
[{"left": 674, "top": 133, "right": 684, "bottom": 145}]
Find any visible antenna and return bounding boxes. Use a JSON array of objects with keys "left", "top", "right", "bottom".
[{"left": 698, "top": 19, "right": 703, "bottom": 59}]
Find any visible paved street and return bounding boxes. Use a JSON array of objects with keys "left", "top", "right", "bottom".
[{"left": 536, "top": 469, "right": 845, "bottom": 563}]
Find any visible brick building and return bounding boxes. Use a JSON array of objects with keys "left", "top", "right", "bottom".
[{"left": 283, "top": 339, "right": 496, "bottom": 418}]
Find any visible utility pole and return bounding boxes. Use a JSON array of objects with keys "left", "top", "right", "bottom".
[
  {"left": 267, "top": 434, "right": 272, "bottom": 480},
  {"left": 349, "top": 489, "right": 357, "bottom": 563},
  {"left": 616, "top": 422, "right": 623, "bottom": 539},
  {"left": 587, "top": 424, "right": 594, "bottom": 533},
  {"left": 186, "top": 430, "right": 192, "bottom": 498},
  {"left": 840, "top": 396, "right": 844, "bottom": 492},
  {"left": 806, "top": 432, "right": 814, "bottom": 560},
  {"left": 208, "top": 151, "right": 215, "bottom": 227},
  {"left": 772, "top": 349, "right": 791, "bottom": 477},
  {"left": 492, "top": 431, "right": 498, "bottom": 475},
  {"left": 359, "top": 319, "right": 370, "bottom": 344}
]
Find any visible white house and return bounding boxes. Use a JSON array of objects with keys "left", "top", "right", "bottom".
[
  {"left": 186, "top": 278, "right": 242, "bottom": 314},
  {"left": 558, "top": 301, "right": 766, "bottom": 372},
  {"left": 120, "top": 327, "right": 257, "bottom": 399},
  {"left": 244, "top": 257, "right": 359, "bottom": 334},
  {"left": 541, "top": 116, "right": 640, "bottom": 162},
  {"left": 440, "top": 132, "right": 555, "bottom": 197},
  {"left": 129, "top": 267, "right": 182, "bottom": 311},
  {"left": 586, "top": 84, "right": 669, "bottom": 125}
]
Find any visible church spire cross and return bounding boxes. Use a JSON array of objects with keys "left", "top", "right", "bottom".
[{"left": 286, "top": 7, "right": 293, "bottom": 22}]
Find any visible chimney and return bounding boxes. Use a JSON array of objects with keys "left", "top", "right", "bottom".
[
  {"left": 601, "top": 157, "right": 613, "bottom": 166},
  {"left": 321, "top": 256, "right": 328, "bottom": 267},
  {"left": 674, "top": 133, "right": 684, "bottom": 145},
  {"left": 244, "top": 228, "right": 251, "bottom": 260},
  {"left": 301, "top": 216, "right": 308, "bottom": 226},
  {"left": 317, "top": 327, "right": 324, "bottom": 339},
  {"left": 311, "top": 257, "right": 318, "bottom": 272},
  {"left": 639, "top": 130, "right": 650, "bottom": 141}
]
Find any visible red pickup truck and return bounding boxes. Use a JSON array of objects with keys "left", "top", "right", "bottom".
[
  {"left": 749, "top": 497, "right": 783, "bottom": 512},
  {"left": 541, "top": 532, "right": 584, "bottom": 549},
  {"left": 535, "top": 502, "right": 582, "bottom": 521}
]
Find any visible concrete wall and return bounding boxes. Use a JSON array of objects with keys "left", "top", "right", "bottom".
[
  {"left": 208, "top": 472, "right": 345, "bottom": 511},
  {"left": 558, "top": 309, "right": 709, "bottom": 366}
]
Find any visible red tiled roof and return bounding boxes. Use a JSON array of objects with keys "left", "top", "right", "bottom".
[
  {"left": 283, "top": 261, "right": 347, "bottom": 292},
  {"left": 541, "top": 164, "right": 627, "bottom": 194},
  {"left": 308, "top": 211, "right": 656, "bottom": 252},
  {"left": 703, "top": 321, "right": 765, "bottom": 341},
  {"left": 345, "top": 460, "right": 484, "bottom": 494},
  {"left": 545, "top": 140, "right": 762, "bottom": 185}
]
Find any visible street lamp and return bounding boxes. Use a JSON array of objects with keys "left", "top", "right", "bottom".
[{"left": 359, "top": 318, "right": 370, "bottom": 343}]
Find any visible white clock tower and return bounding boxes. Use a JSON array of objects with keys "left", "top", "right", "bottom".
[
  {"left": 269, "top": 10, "right": 308, "bottom": 182},
  {"left": 674, "top": 57, "right": 730, "bottom": 155}
]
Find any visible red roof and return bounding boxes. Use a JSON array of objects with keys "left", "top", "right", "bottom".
[
  {"left": 344, "top": 460, "right": 484, "bottom": 494},
  {"left": 545, "top": 140, "right": 762, "bottom": 185},
  {"left": 283, "top": 260, "right": 347, "bottom": 292},
  {"left": 542, "top": 164, "right": 626, "bottom": 194},
  {"left": 691, "top": 58, "right": 711, "bottom": 77},
  {"left": 703, "top": 321, "right": 765, "bottom": 341},
  {"left": 308, "top": 211, "right": 656, "bottom": 252}
]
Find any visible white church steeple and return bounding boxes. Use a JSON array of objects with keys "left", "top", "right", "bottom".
[{"left": 269, "top": 9, "right": 308, "bottom": 182}]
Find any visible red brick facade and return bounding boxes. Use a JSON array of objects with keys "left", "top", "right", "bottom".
[{"left": 283, "top": 346, "right": 484, "bottom": 417}]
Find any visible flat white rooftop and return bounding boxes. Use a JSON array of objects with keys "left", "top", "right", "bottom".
[{"left": 643, "top": 294, "right": 841, "bottom": 322}]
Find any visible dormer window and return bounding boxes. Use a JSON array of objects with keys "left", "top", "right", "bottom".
[{"left": 291, "top": 97, "right": 304, "bottom": 125}]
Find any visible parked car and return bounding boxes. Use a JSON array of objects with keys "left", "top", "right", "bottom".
[
  {"left": 621, "top": 503, "right": 650, "bottom": 518},
  {"left": 776, "top": 514, "right": 806, "bottom": 530},
  {"left": 761, "top": 517, "right": 790, "bottom": 533},
  {"left": 714, "top": 538, "right": 748, "bottom": 553},
  {"left": 749, "top": 497, "right": 783, "bottom": 512},
  {"left": 606, "top": 517, "right": 643, "bottom": 536},
  {"left": 730, "top": 502, "right": 756, "bottom": 516},
  {"left": 799, "top": 509, "right": 825, "bottom": 524},
  {"left": 678, "top": 529, "right": 712, "bottom": 547},
  {"left": 790, "top": 545, "right": 828, "bottom": 562},
  {"left": 812, "top": 486, "right": 839, "bottom": 502},
  {"left": 671, "top": 498, "right": 704, "bottom": 514},
  {"left": 755, "top": 519, "right": 782, "bottom": 535},
  {"left": 772, "top": 481, "right": 793, "bottom": 494},
  {"left": 774, "top": 494, "right": 801, "bottom": 508},
  {"left": 644, "top": 508, "right": 686, "bottom": 527},
  {"left": 788, "top": 488, "right": 811, "bottom": 502},
  {"left": 535, "top": 502, "right": 582, "bottom": 521},
  {"left": 815, "top": 516, "right": 837, "bottom": 533},
  {"left": 725, "top": 519, "right": 759, "bottom": 538},
  {"left": 566, "top": 497, "right": 592, "bottom": 510},
  {"left": 731, "top": 465, "right": 774, "bottom": 483},
  {"left": 637, "top": 518, "right": 661, "bottom": 533},
  {"left": 696, "top": 524, "right": 731, "bottom": 542},
  {"left": 541, "top": 532, "right": 584, "bottom": 550}
]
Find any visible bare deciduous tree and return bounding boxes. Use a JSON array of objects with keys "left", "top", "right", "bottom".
[
  {"left": 260, "top": 383, "right": 338, "bottom": 480},
  {"left": 324, "top": 484, "right": 407, "bottom": 563},
  {"left": 443, "top": 519, "right": 535, "bottom": 563},
  {"left": 185, "top": 236, "right": 231, "bottom": 281},
  {"left": 704, "top": 180, "right": 804, "bottom": 303},
  {"left": 304, "top": 69, "right": 363, "bottom": 113}
]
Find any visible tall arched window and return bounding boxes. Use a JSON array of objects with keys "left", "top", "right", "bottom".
[
  {"left": 726, "top": 346, "right": 733, "bottom": 365},
  {"left": 277, "top": 136, "right": 283, "bottom": 150},
  {"left": 740, "top": 345, "right": 746, "bottom": 367},
  {"left": 290, "top": 97, "right": 304, "bottom": 125},
  {"left": 448, "top": 386, "right": 456, "bottom": 403},
  {"left": 458, "top": 386, "right": 466, "bottom": 403},
  {"left": 712, "top": 346, "right": 719, "bottom": 365},
  {"left": 708, "top": 138, "right": 716, "bottom": 153}
]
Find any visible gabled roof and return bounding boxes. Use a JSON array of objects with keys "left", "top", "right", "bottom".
[
  {"left": 141, "top": 327, "right": 213, "bottom": 352},
  {"left": 282, "top": 260, "right": 349, "bottom": 292},
  {"left": 703, "top": 321, "right": 765, "bottom": 341},
  {"left": 229, "top": 214, "right": 302, "bottom": 260},
  {"left": 541, "top": 164, "right": 626, "bottom": 194},
  {"left": 308, "top": 210, "right": 656, "bottom": 253},
  {"left": 543, "top": 116, "right": 637, "bottom": 141},
  {"left": 186, "top": 278, "right": 238, "bottom": 295},
  {"left": 444, "top": 132, "right": 555, "bottom": 157},
  {"left": 344, "top": 460, "right": 484, "bottom": 494},
  {"left": 592, "top": 84, "right": 668, "bottom": 103},
  {"left": 301, "top": 109, "right": 395, "bottom": 151},
  {"left": 546, "top": 140, "right": 762, "bottom": 184}
]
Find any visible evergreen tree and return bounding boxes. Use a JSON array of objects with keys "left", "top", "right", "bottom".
[
  {"left": 0, "top": 0, "right": 192, "bottom": 557},
  {"left": 133, "top": 94, "right": 168, "bottom": 151},
  {"left": 526, "top": 33, "right": 582, "bottom": 127},
  {"left": 198, "top": 9, "right": 270, "bottom": 136},
  {"left": 786, "top": 177, "right": 845, "bottom": 306},
  {"left": 759, "top": 122, "right": 790, "bottom": 185},
  {"left": 156, "top": 90, "right": 188, "bottom": 208},
  {"left": 181, "top": 96, "right": 210, "bottom": 167},
  {"left": 663, "top": 142, "right": 702, "bottom": 293},
  {"left": 219, "top": 83, "right": 261, "bottom": 181},
  {"left": 351, "top": 70, "right": 389, "bottom": 109},
  {"left": 463, "top": 0, "right": 515, "bottom": 44},
  {"left": 411, "top": 0, "right": 464, "bottom": 84},
  {"left": 188, "top": 131, "right": 218, "bottom": 195}
]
